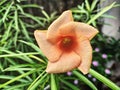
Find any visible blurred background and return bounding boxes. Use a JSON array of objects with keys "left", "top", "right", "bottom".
[{"left": 0, "top": 0, "right": 120, "bottom": 90}]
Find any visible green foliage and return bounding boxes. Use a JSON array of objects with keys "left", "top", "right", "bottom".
[
  {"left": 0, "top": 0, "right": 55, "bottom": 89},
  {"left": 0, "top": 0, "right": 120, "bottom": 90},
  {"left": 73, "top": 70, "right": 98, "bottom": 90},
  {"left": 91, "top": 34, "right": 120, "bottom": 76},
  {"left": 71, "top": 0, "right": 116, "bottom": 27},
  {"left": 0, "top": 0, "right": 56, "bottom": 50}
]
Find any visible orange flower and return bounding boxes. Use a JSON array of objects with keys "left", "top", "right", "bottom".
[{"left": 34, "top": 10, "right": 99, "bottom": 74}]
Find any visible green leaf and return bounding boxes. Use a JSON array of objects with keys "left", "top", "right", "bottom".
[
  {"left": 29, "top": 55, "right": 46, "bottom": 64},
  {"left": 1, "top": 49, "right": 38, "bottom": 64},
  {"left": 27, "top": 73, "right": 48, "bottom": 90},
  {"left": 19, "top": 40, "right": 47, "bottom": 60},
  {"left": 0, "top": 70, "right": 37, "bottom": 89},
  {"left": 21, "top": 4, "right": 42, "bottom": 9},
  {"left": 4, "top": 83, "right": 30, "bottom": 90},
  {"left": 91, "top": 0, "right": 98, "bottom": 11},
  {"left": 87, "top": 2, "right": 116, "bottom": 24},
  {"left": 42, "top": 10, "right": 50, "bottom": 20},
  {"left": 16, "top": 51, "right": 35, "bottom": 63},
  {"left": 2, "top": 1, "right": 13, "bottom": 22},
  {"left": 3, "top": 64, "right": 35, "bottom": 71},
  {"left": 60, "top": 79, "right": 80, "bottom": 90},
  {"left": 101, "top": 14, "right": 116, "bottom": 19},
  {"left": 19, "top": 19, "right": 32, "bottom": 42},
  {"left": 13, "top": 31, "right": 19, "bottom": 46},
  {"left": 0, "top": 0, "right": 7, "bottom": 6},
  {"left": 73, "top": 70, "right": 98, "bottom": 90},
  {"left": 51, "top": 74, "right": 57, "bottom": 90},
  {"left": 22, "top": 13, "right": 44, "bottom": 27},
  {"left": 16, "top": 4, "right": 24, "bottom": 14},
  {"left": 85, "top": 0, "right": 91, "bottom": 12},
  {"left": 0, "top": 75, "right": 28, "bottom": 83},
  {"left": 14, "top": 10, "right": 20, "bottom": 32},
  {"left": 1, "top": 20, "right": 13, "bottom": 42},
  {"left": 27, "top": 71, "right": 46, "bottom": 90},
  {"left": 0, "top": 52, "right": 39, "bottom": 58},
  {"left": 89, "top": 69, "right": 120, "bottom": 90}
]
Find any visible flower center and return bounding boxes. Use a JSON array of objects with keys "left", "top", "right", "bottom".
[
  {"left": 62, "top": 37, "right": 72, "bottom": 47},
  {"left": 58, "top": 36, "right": 76, "bottom": 52}
]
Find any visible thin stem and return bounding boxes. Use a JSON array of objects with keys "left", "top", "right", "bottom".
[{"left": 89, "top": 69, "right": 120, "bottom": 90}]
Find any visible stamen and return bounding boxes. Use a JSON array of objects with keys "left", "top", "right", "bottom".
[
  {"left": 58, "top": 36, "right": 76, "bottom": 52},
  {"left": 62, "top": 37, "right": 72, "bottom": 47}
]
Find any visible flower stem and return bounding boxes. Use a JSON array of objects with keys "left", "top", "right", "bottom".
[{"left": 89, "top": 69, "right": 120, "bottom": 90}]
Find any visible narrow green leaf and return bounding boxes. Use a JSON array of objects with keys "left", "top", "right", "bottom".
[
  {"left": 17, "top": 0, "right": 20, "bottom": 3},
  {"left": 0, "top": 7, "right": 6, "bottom": 13},
  {"left": 4, "top": 83, "right": 30, "bottom": 90},
  {"left": 85, "top": 0, "right": 91, "bottom": 12},
  {"left": 42, "top": 10, "right": 50, "bottom": 20},
  {"left": 0, "top": 62, "right": 3, "bottom": 71},
  {"left": 3, "top": 64, "right": 34, "bottom": 71},
  {"left": 91, "top": 0, "right": 98, "bottom": 11},
  {"left": 0, "top": 0, "right": 7, "bottom": 6},
  {"left": 72, "top": 9, "right": 87, "bottom": 14},
  {"left": 0, "top": 52, "right": 39, "bottom": 58},
  {"left": 113, "top": 4, "right": 120, "bottom": 7},
  {"left": 14, "top": 10, "right": 19, "bottom": 31},
  {"left": 1, "top": 49, "right": 37, "bottom": 64},
  {"left": 21, "top": 4, "right": 42, "bottom": 9},
  {"left": 2, "top": 1, "right": 13, "bottom": 22},
  {"left": 101, "top": 14, "right": 116, "bottom": 19},
  {"left": 89, "top": 69, "right": 120, "bottom": 90},
  {"left": 87, "top": 2, "right": 116, "bottom": 24},
  {"left": 22, "top": 13, "right": 44, "bottom": 27},
  {"left": 0, "top": 75, "right": 28, "bottom": 83},
  {"left": 60, "top": 79, "right": 80, "bottom": 90},
  {"left": 19, "top": 40, "right": 46, "bottom": 59},
  {"left": 1, "top": 20, "right": 13, "bottom": 42},
  {"left": 51, "top": 74, "right": 57, "bottom": 90},
  {"left": 73, "top": 70, "right": 98, "bottom": 90},
  {"left": 78, "top": 4, "right": 84, "bottom": 9},
  {"left": 4, "top": 68, "right": 34, "bottom": 71},
  {"left": 16, "top": 4, "right": 24, "bottom": 14},
  {"left": 29, "top": 55, "right": 46, "bottom": 64},
  {"left": 27, "top": 73, "right": 48, "bottom": 90},
  {"left": 13, "top": 31, "right": 18, "bottom": 46},
  {"left": 27, "top": 71, "right": 46, "bottom": 90},
  {"left": 19, "top": 19, "right": 32, "bottom": 42},
  {"left": 5, "top": 58, "right": 32, "bottom": 81},
  {"left": 16, "top": 51, "right": 34, "bottom": 63},
  {"left": 0, "top": 70, "right": 36, "bottom": 89}
]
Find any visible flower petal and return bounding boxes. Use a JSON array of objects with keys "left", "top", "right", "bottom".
[
  {"left": 46, "top": 51, "right": 81, "bottom": 73},
  {"left": 47, "top": 10, "right": 73, "bottom": 43},
  {"left": 34, "top": 30, "right": 62, "bottom": 62},
  {"left": 58, "top": 22, "right": 99, "bottom": 40},
  {"left": 75, "top": 39, "right": 92, "bottom": 74},
  {"left": 57, "top": 22, "right": 76, "bottom": 37}
]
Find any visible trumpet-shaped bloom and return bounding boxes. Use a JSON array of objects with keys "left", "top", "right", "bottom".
[{"left": 34, "top": 10, "right": 99, "bottom": 74}]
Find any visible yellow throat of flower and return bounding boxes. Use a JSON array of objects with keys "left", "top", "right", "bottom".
[{"left": 62, "top": 37, "right": 73, "bottom": 48}]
